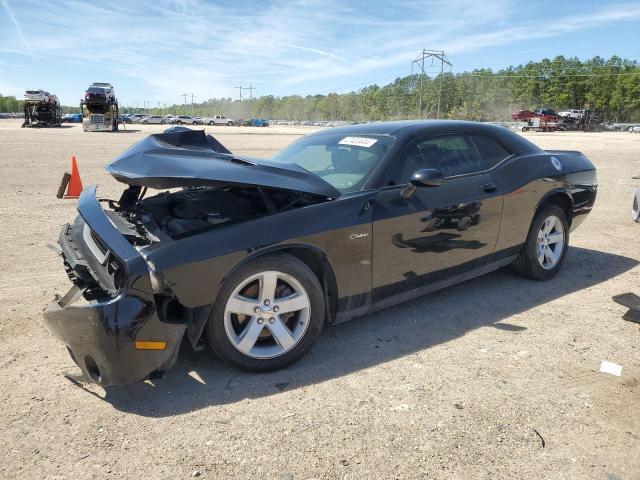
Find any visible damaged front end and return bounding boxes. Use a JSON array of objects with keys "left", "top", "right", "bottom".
[
  {"left": 44, "top": 128, "right": 337, "bottom": 385},
  {"left": 44, "top": 186, "right": 187, "bottom": 385}
]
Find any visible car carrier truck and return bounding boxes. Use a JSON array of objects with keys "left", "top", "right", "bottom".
[
  {"left": 22, "top": 89, "right": 62, "bottom": 128},
  {"left": 81, "top": 82, "right": 119, "bottom": 132}
]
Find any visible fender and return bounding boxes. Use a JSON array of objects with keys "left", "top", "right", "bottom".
[
  {"left": 186, "top": 242, "right": 340, "bottom": 347},
  {"left": 534, "top": 187, "right": 574, "bottom": 218}
]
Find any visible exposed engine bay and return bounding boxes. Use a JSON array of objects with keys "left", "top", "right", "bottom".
[{"left": 107, "top": 185, "right": 327, "bottom": 244}]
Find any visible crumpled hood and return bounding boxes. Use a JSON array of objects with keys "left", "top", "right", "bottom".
[{"left": 105, "top": 127, "right": 340, "bottom": 198}]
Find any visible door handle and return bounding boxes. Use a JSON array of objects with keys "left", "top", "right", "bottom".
[{"left": 481, "top": 182, "right": 496, "bottom": 193}]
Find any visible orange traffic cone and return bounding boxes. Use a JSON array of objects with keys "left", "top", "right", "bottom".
[{"left": 64, "top": 156, "right": 84, "bottom": 199}]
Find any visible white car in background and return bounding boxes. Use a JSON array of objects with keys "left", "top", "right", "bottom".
[
  {"left": 141, "top": 115, "right": 170, "bottom": 125},
  {"left": 24, "top": 89, "right": 58, "bottom": 104},
  {"left": 129, "top": 114, "right": 148, "bottom": 123},
  {"left": 558, "top": 109, "right": 583, "bottom": 119},
  {"left": 175, "top": 115, "right": 200, "bottom": 125},
  {"left": 205, "top": 114, "right": 235, "bottom": 126}
]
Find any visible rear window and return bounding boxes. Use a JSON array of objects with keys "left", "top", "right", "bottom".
[
  {"left": 26, "top": 90, "right": 41, "bottom": 94},
  {"left": 470, "top": 135, "right": 512, "bottom": 169},
  {"left": 88, "top": 87, "right": 105, "bottom": 93}
]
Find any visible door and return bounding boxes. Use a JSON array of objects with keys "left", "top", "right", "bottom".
[{"left": 371, "top": 134, "right": 503, "bottom": 301}]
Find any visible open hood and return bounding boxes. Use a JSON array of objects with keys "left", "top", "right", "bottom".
[{"left": 105, "top": 128, "right": 341, "bottom": 198}]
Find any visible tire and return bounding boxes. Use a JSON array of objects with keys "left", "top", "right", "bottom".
[
  {"left": 177, "top": 121, "right": 182, "bottom": 125},
  {"left": 227, "top": 122, "right": 233, "bottom": 126},
  {"left": 206, "top": 253, "right": 325, "bottom": 372},
  {"left": 522, "top": 127, "right": 528, "bottom": 132},
  {"left": 209, "top": 121, "right": 214, "bottom": 126},
  {"left": 513, "top": 204, "right": 569, "bottom": 280},
  {"left": 143, "top": 120, "right": 148, "bottom": 124},
  {"left": 161, "top": 120, "right": 165, "bottom": 124}
]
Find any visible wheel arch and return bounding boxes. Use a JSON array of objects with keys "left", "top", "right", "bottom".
[
  {"left": 221, "top": 244, "right": 340, "bottom": 324},
  {"left": 535, "top": 189, "right": 573, "bottom": 225},
  {"left": 187, "top": 244, "right": 340, "bottom": 348}
]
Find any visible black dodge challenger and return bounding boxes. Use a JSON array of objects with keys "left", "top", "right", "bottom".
[{"left": 44, "top": 121, "right": 597, "bottom": 385}]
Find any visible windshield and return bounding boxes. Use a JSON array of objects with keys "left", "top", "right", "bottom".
[
  {"left": 272, "top": 133, "right": 394, "bottom": 193},
  {"left": 87, "top": 87, "right": 105, "bottom": 94}
]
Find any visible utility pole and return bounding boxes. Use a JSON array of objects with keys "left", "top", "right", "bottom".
[
  {"left": 247, "top": 83, "right": 255, "bottom": 118},
  {"left": 235, "top": 84, "right": 244, "bottom": 101},
  {"left": 235, "top": 83, "right": 256, "bottom": 118},
  {"left": 181, "top": 93, "right": 191, "bottom": 115},
  {"left": 190, "top": 93, "right": 196, "bottom": 115},
  {"left": 411, "top": 49, "right": 452, "bottom": 118}
]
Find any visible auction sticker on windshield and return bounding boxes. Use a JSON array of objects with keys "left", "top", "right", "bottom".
[{"left": 339, "top": 136, "right": 378, "bottom": 148}]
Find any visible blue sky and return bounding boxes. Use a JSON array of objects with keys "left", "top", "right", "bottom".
[{"left": 1, "top": 0, "right": 639, "bottom": 106}]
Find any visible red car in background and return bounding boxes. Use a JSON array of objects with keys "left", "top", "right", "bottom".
[{"left": 511, "top": 110, "right": 535, "bottom": 121}]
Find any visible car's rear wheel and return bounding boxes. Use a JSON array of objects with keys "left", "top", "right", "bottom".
[
  {"left": 161, "top": 120, "right": 165, "bottom": 124},
  {"left": 143, "top": 120, "right": 148, "bottom": 124},
  {"left": 206, "top": 254, "right": 325, "bottom": 372},
  {"left": 513, "top": 204, "right": 569, "bottom": 280}
]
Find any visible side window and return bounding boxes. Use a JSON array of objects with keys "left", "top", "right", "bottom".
[
  {"left": 383, "top": 135, "right": 483, "bottom": 186},
  {"left": 470, "top": 135, "right": 512, "bottom": 169}
]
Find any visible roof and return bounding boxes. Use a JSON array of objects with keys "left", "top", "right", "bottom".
[
  {"left": 308, "top": 120, "right": 541, "bottom": 155},
  {"left": 309, "top": 119, "right": 501, "bottom": 136}
]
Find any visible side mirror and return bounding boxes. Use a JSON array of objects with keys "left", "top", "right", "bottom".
[
  {"left": 411, "top": 168, "right": 445, "bottom": 187},
  {"left": 401, "top": 168, "right": 444, "bottom": 199}
]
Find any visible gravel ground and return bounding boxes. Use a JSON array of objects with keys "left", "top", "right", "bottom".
[{"left": 0, "top": 120, "right": 638, "bottom": 480}]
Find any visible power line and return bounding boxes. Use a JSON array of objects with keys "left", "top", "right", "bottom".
[
  {"left": 411, "top": 49, "right": 452, "bottom": 118},
  {"left": 235, "top": 84, "right": 244, "bottom": 101},
  {"left": 235, "top": 83, "right": 256, "bottom": 117}
]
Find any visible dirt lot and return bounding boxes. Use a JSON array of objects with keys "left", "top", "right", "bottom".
[{"left": 0, "top": 120, "right": 638, "bottom": 479}]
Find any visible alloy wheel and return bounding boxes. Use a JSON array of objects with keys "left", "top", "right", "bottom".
[
  {"left": 536, "top": 215, "right": 564, "bottom": 270},
  {"left": 223, "top": 271, "right": 311, "bottom": 359}
]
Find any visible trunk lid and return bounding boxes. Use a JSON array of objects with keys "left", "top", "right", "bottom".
[{"left": 105, "top": 128, "right": 341, "bottom": 198}]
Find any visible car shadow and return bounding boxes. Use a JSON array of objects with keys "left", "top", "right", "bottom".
[{"left": 98, "top": 247, "right": 637, "bottom": 416}]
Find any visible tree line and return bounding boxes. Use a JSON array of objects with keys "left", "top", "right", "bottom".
[
  {"left": 168, "top": 56, "right": 639, "bottom": 123},
  {"left": 2, "top": 56, "right": 639, "bottom": 122}
]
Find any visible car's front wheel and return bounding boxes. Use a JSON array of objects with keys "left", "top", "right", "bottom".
[
  {"left": 513, "top": 204, "right": 569, "bottom": 280},
  {"left": 206, "top": 254, "right": 325, "bottom": 372}
]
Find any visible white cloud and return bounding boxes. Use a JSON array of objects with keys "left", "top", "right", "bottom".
[
  {"left": 0, "top": 0, "right": 32, "bottom": 56},
  {"left": 0, "top": 0, "right": 637, "bottom": 103}
]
